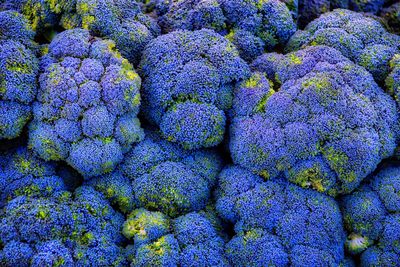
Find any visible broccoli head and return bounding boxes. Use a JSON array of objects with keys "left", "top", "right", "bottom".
[
  {"left": 1, "top": 0, "right": 63, "bottom": 33},
  {"left": 0, "top": 186, "right": 127, "bottom": 266},
  {"left": 341, "top": 166, "right": 400, "bottom": 266},
  {"left": 215, "top": 166, "right": 346, "bottom": 266},
  {"left": 0, "top": 11, "right": 39, "bottom": 140},
  {"left": 155, "top": 0, "right": 296, "bottom": 61},
  {"left": 158, "top": 0, "right": 226, "bottom": 33},
  {"left": 139, "top": 29, "right": 250, "bottom": 149},
  {"left": 230, "top": 45, "right": 399, "bottom": 196},
  {"left": 58, "top": 0, "right": 160, "bottom": 65},
  {"left": 286, "top": 9, "right": 400, "bottom": 83},
  {"left": 0, "top": 147, "right": 67, "bottom": 207},
  {"left": 120, "top": 130, "right": 223, "bottom": 217},
  {"left": 220, "top": 0, "right": 297, "bottom": 61},
  {"left": 29, "top": 29, "right": 144, "bottom": 178},
  {"left": 122, "top": 208, "right": 229, "bottom": 266}
]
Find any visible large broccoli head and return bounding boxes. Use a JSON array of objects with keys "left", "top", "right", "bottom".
[
  {"left": 155, "top": 0, "right": 296, "bottom": 61},
  {"left": 118, "top": 130, "right": 223, "bottom": 217},
  {"left": 0, "top": 186, "right": 127, "bottom": 266},
  {"left": 341, "top": 166, "right": 400, "bottom": 266},
  {"left": 286, "top": 9, "right": 400, "bottom": 83},
  {"left": 215, "top": 166, "right": 346, "bottom": 266},
  {"left": 139, "top": 29, "right": 250, "bottom": 149},
  {"left": 0, "top": 11, "right": 38, "bottom": 140},
  {"left": 57, "top": 0, "right": 160, "bottom": 65},
  {"left": 0, "top": 147, "right": 66, "bottom": 207},
  {"left": 29, "top": 29, "right": 144, "bottom": 178},
  {"left": 230, "top": 45, "right": 399, "bottom": 196},
  {"left": 122, "top": 208, "right": 228, "bottom": 266}
]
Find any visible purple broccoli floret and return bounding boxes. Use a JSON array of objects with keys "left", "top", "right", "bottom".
[
  {"left": 122, "top": 208, "right": 229, "bottom": 266},
  {"left": 58, "top": 0, "right": 160, "bottom": 65},
  {"left": 154, "top": 0, "right": 296, "bottom": 61},
  {"left": 0, "top": 186, "right": 128, "bottom": 266},
  {"left": 230, "top": 45, "right": 399, "bottom": 196},
  {"left": 341, "top": 166, "right": 400, "bottom": 265},
  {"left": 0, "top": 11, "right": 38, "bottom": 140},
  {"left": 215, "top": 165, "right": 346, "bottom": 266},
  {"left": 29, "top": 29, "right": 144, "bottom": 178},
  {"left": 139, "top": 29, "right": 250, "bottom": 149},
  {"left": 120, "top": 130, "right": 224, "bottom": 217},
  {"left": 286, "top": 9, "right": 400, "bottom": 83},
  {"left": 0, "top": 147, "right": 67, "bottom": 207}
]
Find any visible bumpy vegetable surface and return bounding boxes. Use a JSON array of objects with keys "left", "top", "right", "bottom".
[
  {"left": 230, "top": 45, "right": 399, "bottom": 196},
  {"left": 215, "top": 165, "right": 346, "bottom": 266},
  {"left": 29, "top": 29, "right": 144, "bottom": 178},
  {"left": 122, "top": 208, "right": 228, "bottom": 266},
  {"left": 286, "top": 9, "right": 400, "bottom": 83},
  {"left": 0, "top": 11, "right": 38, "bottom": 140},
  {"left": 140, "top": 29, "right": 250, "bottom": 149},
  {"left": 0, "top": 186, "right": 127, "bottom": 266},
  {"left": 341, "top": 166, "right": 400, "bottom": 266}
]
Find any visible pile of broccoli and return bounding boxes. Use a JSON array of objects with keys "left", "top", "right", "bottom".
[{"left": 1, "top": 0, "right": 400, "bottom": 266}]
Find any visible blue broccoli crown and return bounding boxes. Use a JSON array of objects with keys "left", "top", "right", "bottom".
[
  {"left": 123, "top": 208, "right": 229, "bottom": 266},
  {"left": 121, "top": 130, "right": 224, "bottom": 217},
  {"left": 1, "top": 0, "right": 62, "bottom": 33},
  {"left": 0, "top": 147, "right": 67, "bottom": 207},
  {"left": 58, "top": 0, "right": 160, "bottom": 65},
  {"left": 29, "top": 29, "right": 144, "bottom": 178},
  {"left": 216, "top": 165, "right": 346, "bottom": 266},
  {"left": 139, "top": 29, "right": 250, "bottom": 149},
  {"left": 286, "top": 9, "right": 400, "bottom": 83},
  {"left": 0, "top": 186, "right": 128, "bottom": 266},
  {"left": 153, "top": 0, "right": 296, "bottom": 61},
  {"left": 0, "top": 11, "right": 39, "bottom": 140},
  {"left": 230, "top": 45, "right": 400, "bottom": 196},
  {"left": 341, "top": 165, "right": 400, "bottom": 265}
]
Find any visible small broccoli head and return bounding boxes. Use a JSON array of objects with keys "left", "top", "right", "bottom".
[
  {"left": 1, "top": 0, "right": 62, "bottom": 33},
  {"left": 0, "top": 11, "right": 38, "bottom": 140},
  {"left": 215, "top": 165, "right": 346, "bottom": 266},
  {"left": 158, "top": 0, "right": 226, "bottom": 33},
  {"left": 230, "top": 46, "right": 399, "bottom": 196},
  {"left": 0, "top": 147, "right": 67, "bottom": 207},
  {"left": 220, "top": 0, "right": 296, "bottom": 61},
  {"left": 0, "top": 186, "right": 128, "bottom": 265},
  {"left": 58, "top": 0, "right": 160, "bottom": 65},
  {"left": 139, "top": 29, "right": 249, "bottom": 149},
  {"left": 85, "top": 170, "right": 136, "bottom": 213},
  {"left": 286, "top": 9, "right": 400, "bottom": 83},
  {"left": 340, "top": 166, "right": 400, "bottom": 265},
  {"left": 123, "top": 208, "right": 228, "bottom": 266},
  {"left": 121, "top": 130, "right": 223, "bottom": 217},
  {"left": 29, "top": 29, "right": 144, "bottom": 178}
]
